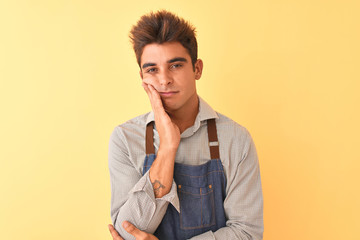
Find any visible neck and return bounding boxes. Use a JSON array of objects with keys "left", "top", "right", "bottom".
[{"left": 166, "top": 94, "right": 199, "bottom": 134}]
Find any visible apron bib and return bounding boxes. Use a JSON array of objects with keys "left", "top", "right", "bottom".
[{"left": 143, "top": 119, "right": 227, "bottom": 240}]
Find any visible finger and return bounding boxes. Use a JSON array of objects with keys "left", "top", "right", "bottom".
[
  {"left": 147, "top": 84, "right": 165, "bottom": 113},
  {"left": 142, "top": 83, "right": 166, "bottom": 115},
  {"left": 108, "top": 224, "right": 124, "bottom": 240},
  {"left": 122, "top": 221, "right": 147, "bottom": 238},
  {"left": 142, "top": 83, "right": 156, "bottom": 108},
  {"left": 142, "top": 82, "right": 151, "bottom": 97}
]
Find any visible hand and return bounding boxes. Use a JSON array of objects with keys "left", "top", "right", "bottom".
[
  {"left": 108, "top": 222, "right": 159, "bottom": 240},
  {"left": 142, "top": 83, "right": 180, "bottom": 152},
  {"left": 142, "top": 83, "right": 179, "bottom": 198}
]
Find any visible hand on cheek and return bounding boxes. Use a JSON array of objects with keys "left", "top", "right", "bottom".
[
  {"left": 140, "top": 73, "right": 155, "bottom": 88},
  {"left": 142, "top": 83, "right": 161, "bottom": 104},
  {"left": 142, "top": 82, "right": 180, "bottom": 152}
]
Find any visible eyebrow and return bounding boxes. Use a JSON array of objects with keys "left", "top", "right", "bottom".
[
  {"left": 142, "top": 62, "right": 156, "bottom": 69},
  {"left": 167, "top": 57, "right": 187, "bottom": 64},
  {"left": 142, "top": 57, "right": 188, "bottom": 69}
]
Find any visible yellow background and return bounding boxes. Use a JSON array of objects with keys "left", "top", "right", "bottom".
[{"left": 1, "top": 0, "right": 359, "bottom": 239}]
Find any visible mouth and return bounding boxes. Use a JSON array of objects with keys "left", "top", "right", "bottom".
[{"left": 159, "top": 91, "right": 179, "bottom": 97}]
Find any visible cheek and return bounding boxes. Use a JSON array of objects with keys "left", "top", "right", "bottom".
[
  {"left": 177, "top": 74, "right": 196, "bottom": 88},
  {"left": 142, "top": 75, "right": 156, "bottom": 85}
]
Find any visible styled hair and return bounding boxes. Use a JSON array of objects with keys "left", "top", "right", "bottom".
[{"left": 129, "top": 10, "right": 198, "bottom": 70}]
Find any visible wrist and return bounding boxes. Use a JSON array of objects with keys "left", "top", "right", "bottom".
[{"left": 157, "top": 146, "right": 177, "bottom": 158}]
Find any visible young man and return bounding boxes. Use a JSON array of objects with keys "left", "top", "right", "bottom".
[{"left": 108, "top": 10, "right": 263, "bottom": 240}]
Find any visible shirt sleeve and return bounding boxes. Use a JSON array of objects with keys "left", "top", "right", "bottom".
[
  {"left": 189, "top": 129, "right": 264, "bottom": 240},
  {"left": 108, "top": 126, "right": 180, "bottom": 240}
]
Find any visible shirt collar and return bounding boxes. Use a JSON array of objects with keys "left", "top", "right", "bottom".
[
  {"left": 196, "top": 96, "right": 219, "bottom": 122},
  {"left": 145, "top": 96, "right": 218, "bottom": 138}
]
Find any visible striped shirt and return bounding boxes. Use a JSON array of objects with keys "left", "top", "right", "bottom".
[{"left": 108, "top": 96, "right": 263, "bottom": 240}]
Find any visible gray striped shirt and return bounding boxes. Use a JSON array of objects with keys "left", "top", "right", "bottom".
[{"left": 108, "top": 96, "right": 263, "bottom": 239}]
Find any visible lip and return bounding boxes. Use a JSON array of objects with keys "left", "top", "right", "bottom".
[{"left": 159, "top": 91, "right": 179, "bottom": 97}]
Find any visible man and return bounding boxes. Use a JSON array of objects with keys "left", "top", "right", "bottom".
[{"left": 108, "top": 10, "right": 263, "bottom": 240}]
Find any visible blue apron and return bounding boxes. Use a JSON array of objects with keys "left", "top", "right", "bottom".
[{"left": 143, "top": 119, "right": 227, "bottom": 240}]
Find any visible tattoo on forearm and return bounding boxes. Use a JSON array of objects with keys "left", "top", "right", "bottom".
[{"left": 152, "top": 179, "right": 165, "bottom": 197}]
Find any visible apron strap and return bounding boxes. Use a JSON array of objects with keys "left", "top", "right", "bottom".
[
  {"left": 145, "top": 119, "right": 220, "bottom": 159},
  {"left": 146, "top": 122, "right": 155, "bottom": 155},
  {"left": 207, "top": 118, "right": 220, "bottom": 159}
]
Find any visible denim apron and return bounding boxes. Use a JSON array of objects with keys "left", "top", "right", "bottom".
[{"left": 143, "top": 119, "right": 227, "bottom": 240}]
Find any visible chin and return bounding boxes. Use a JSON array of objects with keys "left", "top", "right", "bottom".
[{"left": 163, "top": 103, "right": 180, "bottom": 112}]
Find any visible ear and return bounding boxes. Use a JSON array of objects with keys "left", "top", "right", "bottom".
[{"left": 194, "top": 59, "right": 203, "bottom": 80}]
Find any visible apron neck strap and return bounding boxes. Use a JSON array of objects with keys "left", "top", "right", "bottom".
[
  {"left": 145, "top": 119, "right": 220, "bottom": 159},
  {"left": 146, "top": 122, "right": 155, "bottom": 155},
  {"left": 207, "top": 118, "right": 220, "bottom": 159}
]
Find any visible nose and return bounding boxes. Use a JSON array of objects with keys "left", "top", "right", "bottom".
[{"left": 158, "top": 69, "right": 173, "bottom": 86}]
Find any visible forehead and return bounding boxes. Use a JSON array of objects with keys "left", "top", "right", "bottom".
[{"left": 140, "top": 42, "right": 190, "bottom": 65}]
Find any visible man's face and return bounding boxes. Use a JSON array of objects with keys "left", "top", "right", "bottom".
[{"left": 140, "top": 42, "right": 203, "bottom": 113}]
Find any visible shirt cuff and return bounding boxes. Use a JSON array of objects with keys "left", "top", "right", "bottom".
[{"left": 129, "top": 170, "right": 180, "bottom": 212}]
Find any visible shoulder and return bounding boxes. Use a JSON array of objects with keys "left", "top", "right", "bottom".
[
  {"left": 215, "top": 112, "right": 251, "bottom": 139},
  {"left": 117, "top": 112, "right": 150, "bottom": 131},
  {"left": 110, "top": 112, "right": 151, "bottom": 145},
  {"left": 215, "top": 112, "right": 253, "bottom": 156}
]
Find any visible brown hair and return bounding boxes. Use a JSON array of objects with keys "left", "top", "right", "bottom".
[{"left": 129, "top": 10, "right": 198, "bottom": 70}]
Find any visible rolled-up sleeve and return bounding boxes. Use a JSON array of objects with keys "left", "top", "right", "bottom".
[{"left": 108, "top": 127, "right": 180, "bottom": 240}]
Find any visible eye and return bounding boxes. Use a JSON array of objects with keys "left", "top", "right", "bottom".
[
  {"left": 170, "top": 63, "right": 183, "bottom": 69},
  {"left": 146, "top": 68, "right": 157, "bottom": 73}
]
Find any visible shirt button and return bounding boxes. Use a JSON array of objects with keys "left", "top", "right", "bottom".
[
  {"left": 178, "top": 185, "right": 182, "bottom": 189},
  {"left": 209, "top": 184, "right": 212, "bottom": 189}
]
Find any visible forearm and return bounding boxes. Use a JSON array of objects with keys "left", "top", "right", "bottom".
[
  {"left": 149, "top": 148, "right": 176, "bottom": 198},
  {"left": 189, "top": 223, "right": 263, "bottom": 240},
  {"left": 112, "top": 171, "right": 179, "bottom": 240}
]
